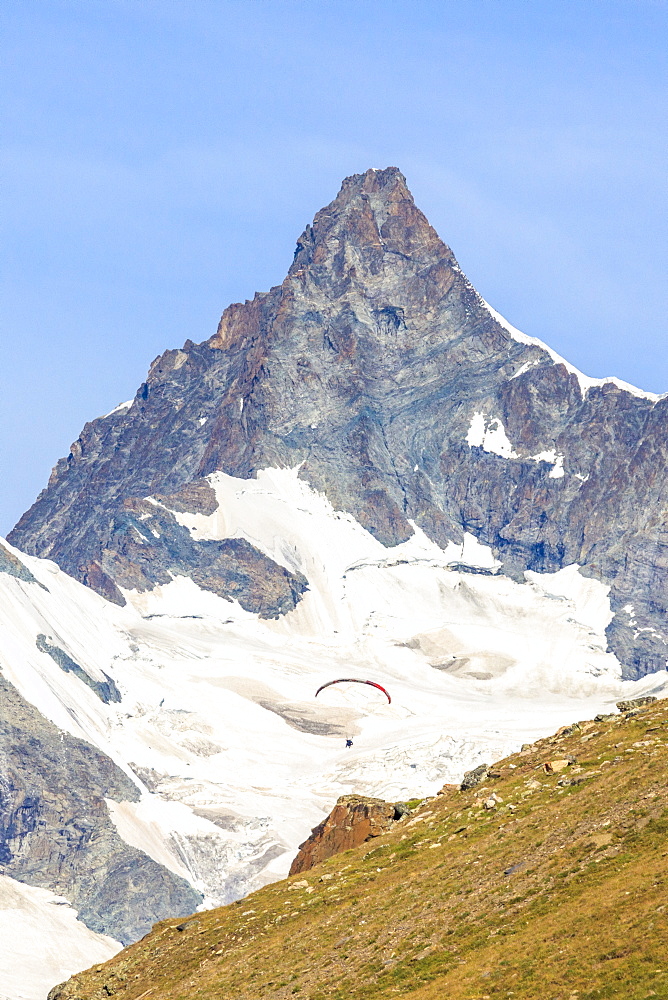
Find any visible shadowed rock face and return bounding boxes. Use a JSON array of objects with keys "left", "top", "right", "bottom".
[
  {"left": 0, "top": 676, "right": 202, "bottom": 944},
  {"left": 289, "top": 794, "right": 399, "bottom": 875},
  {"left": 8, "top": 167, "right": 668, "bottom": 677}
]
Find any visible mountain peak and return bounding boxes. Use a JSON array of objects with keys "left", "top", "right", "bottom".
[
  {"left": 336, "top": 166, "right": 410, "bottom": 202},
  {"left": 10, "top": 168, "right": 668, "bottom": 684},
  {"left": 288, "top": 165, "right": 448, "bottom": 279}
]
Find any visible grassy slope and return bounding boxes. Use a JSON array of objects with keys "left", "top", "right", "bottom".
[{"left": 52, "top": 702, "right": 668, "bottom": 1000}]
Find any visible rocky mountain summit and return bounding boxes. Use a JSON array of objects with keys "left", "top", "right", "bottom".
[{"left": 9, "top": 167, "right": 668, "bottom": 679}]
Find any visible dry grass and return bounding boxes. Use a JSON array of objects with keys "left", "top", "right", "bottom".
[{"left": 52, "top": 701, "right": 668, "bottom": 1000}]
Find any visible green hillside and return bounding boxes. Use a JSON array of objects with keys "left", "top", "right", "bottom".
[{"left": 50, "top": 700, "right": 668, "bottom": 1000}]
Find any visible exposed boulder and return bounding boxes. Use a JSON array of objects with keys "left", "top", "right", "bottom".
[
  {"left": 616, "top": 696, "right": 657, "bottom": 712},
  {"left": 289, "top": 795, "right": 401, "bottom": 874},
  {"left": 460, "top": 763, "right": 489, "bottom": 791},
  {"left": 543, "top": 759, "right": 573, "bottom": 774}
]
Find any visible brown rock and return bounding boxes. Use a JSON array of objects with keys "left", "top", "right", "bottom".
[
  {"left": 154, "top": 479, "right": 218, "bottom": 515},
  {"left": 543, "top": 759, "right": 572, "bottom": 774},
  {"left": 289, "top": 795, "right": 398, "bottom": 874},
  {"left": 437, "top": 782, "right": 460, "bottom": 795}
]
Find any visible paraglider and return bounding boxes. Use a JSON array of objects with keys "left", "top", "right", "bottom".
[
  {"left": 314, "top": 678, "right": 391, "bottom": 703},
  {"left": 315, "top": 678, "right": 391, "bottom": 747}
]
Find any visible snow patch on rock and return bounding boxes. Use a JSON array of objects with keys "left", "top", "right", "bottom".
[
  {"left": 525, "top": 564, "right": 614, "bottom": 636},
  {"left": 466, "top": 412, "right": 518, "bottom": 458},
  {"left": 100, "top": 400, "right": 132, "bottom": 420},
  {"left": 466, "top": 414, "right": 565, "bottom": 477}
]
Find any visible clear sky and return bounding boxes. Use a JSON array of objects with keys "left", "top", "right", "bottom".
[{"left": 2, "top": 0, "right": 666, "bottom": 535}]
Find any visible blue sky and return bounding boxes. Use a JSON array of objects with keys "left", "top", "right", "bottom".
[{"left": 2, "top": 0, "right": 666, "bottom": 534}]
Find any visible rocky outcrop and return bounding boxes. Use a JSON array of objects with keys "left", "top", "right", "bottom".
[
  {"left": 9, "top": 167, "right": 668, "bottom": 677},
  {"left": 82, "top": 494, "right": 308, "bottom": 616},
  {"left": 0, "top": 539, "right": 45, "bottom": 588},
  {"left": 35, "top": 634, "right": 121, "bottom": 703},
  {"left": 616, "top": 695, "right": 656, "bottom": 712},
  {"left": 289, "top": 795, "right": 401, "bottom": 874},
  {"left": 459, "top": 763, "right": 490, "bottom": 791},
  {"left": 0, "top": 675, "right": 202, "bottom": 944}
]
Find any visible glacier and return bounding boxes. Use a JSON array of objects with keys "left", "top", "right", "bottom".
[{"left": 2, "top": 467, "right": 667, "bottom": 998}]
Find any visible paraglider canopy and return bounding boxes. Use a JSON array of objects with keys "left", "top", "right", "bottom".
[{"left": 315, "top": 678, "right": 391, "bottom": 704}]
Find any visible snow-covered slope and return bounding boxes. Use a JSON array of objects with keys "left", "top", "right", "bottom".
[
  {"left": 482, "top": 299, "right": 664, "bottom": 402},
  {"left": 0, "top": 878, "right": 119, "bottom": 1000},
  {"left": 2, "top": 468, "right": 666, "bottom": 998}
]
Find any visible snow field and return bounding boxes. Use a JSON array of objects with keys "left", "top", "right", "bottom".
[{"left": 0, "top": 877, "right": 119, "bottom": 1000}]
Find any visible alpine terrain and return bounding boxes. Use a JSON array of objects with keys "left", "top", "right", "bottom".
[
  {"left": 49, "top": 697, "right": 668, "bottom": 1000},
  {"left": 1, "top": 168, "right": 666, "bottom": 999}
]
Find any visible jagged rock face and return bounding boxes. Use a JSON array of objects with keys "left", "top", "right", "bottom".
[
  {"left": 9, "top": 167, "right": 668, "bottom": 677},
  {"left": 0, "top": 675, "right": 202, "bottom": 944},
  {"left": 289, "top": 795, "right": 399, "bottom": 875}
]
